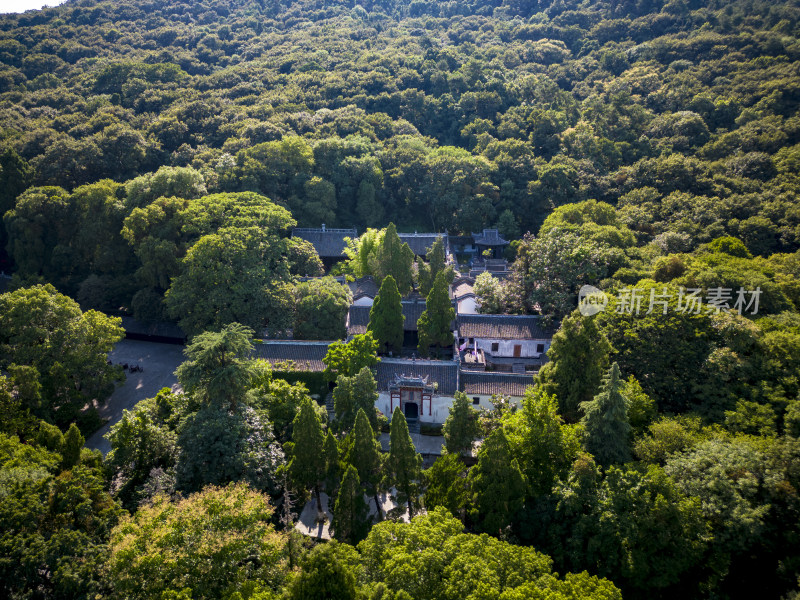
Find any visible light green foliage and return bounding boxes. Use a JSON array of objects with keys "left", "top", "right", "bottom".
[
  {"left": 473, "top": 271, "right": 507, "bottom": 314},
  {"left": 357, "top": 507, "right": 619, "bottom": 600},
  {"left": 724, "top": 399, "right": 777, "bottom": 437},
  {"left": 580, "top": 363, "right": 631, "bottom": 467},
  {"left": 323, "top": 332, "right": 380, "bottom": 382},
  {"left": 293, "top": 276, "right": 351, "bottom": 340},
  {"left": 375, "top": 224, "right": 415, "bottom": 295},
  {"left": 165, "top": 226, "right": 294, "bottom": 336},
  {"left": 0, "top": 284, "right": 124, "bottom": 425},
  {"left": 247, "top": 378, "right": 311, "bottom": 444},
  {"left": 504, "top": 386, "right": 582, "bottom": 498},
  {"left": 287, "top": 542, "right": 358, "bottom": 600},
  {"left": 417, "top": 271, "right": 456, "bottom": 357},
  {"left": 417, "top": 237, "right": 451, "bottom": 296},
  {"left": 368, "top": 275, "right": 405, "bottom": 354},
  {"left": 333, "top": 367, "right": 380, "bottom": 434},
  {"left": 620, "top": 375, "right": 657, "bottom": 435},
  {"left": 175, "top": 405, "right": 284, "bottom": 495},
  {"left": 175, "top": 322, "right": 256, "bottom": 411},
  {"left": 467, "top": 427, "right": 526, "bottom": 534},
  {"left": 331, "top": 464, "right": 371, "bottom": 545},
  {"left": 633, "top": 415, "right": 705, "bottom": 465},
  {"left": 540, "top": 199, "right": 635, "bottom": 249},
  {"left": 537, "top": 312, "right": 612, "bottom": 422},
  {"left": 423, "top": 453, "right": 468, "bottom": 518},
  {"left": 288, "top": 398, "right": 325, "bottom": 510},
  {"left": 442, "top": 392, "right": 480, "bottom": 456},
  {"left": 61, "top": 422, "right": 84, "bottom": 469},
  {"left": 124, "top": 165, "right": 207, "bottom": 208},
  {"left": 384, "top": 408, "right": 422, "bottom": 517},
  {"left": 108, "top": 483, "right": 287, "bottom": 600}
]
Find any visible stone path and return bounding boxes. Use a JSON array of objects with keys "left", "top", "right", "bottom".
[{"left": 86, "top": 339, "right": 185, "bottom": 454}]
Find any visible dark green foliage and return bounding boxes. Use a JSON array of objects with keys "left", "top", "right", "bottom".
[
  {"left": 323, "top": 429, "right": 341, "bottom": 495},
  {"left": 333, "top": 367, "right": 380, "bottom": 434},
  {"left": 384, "top": 408, "right": 422, "bottom": 517},
  {"left": 287, "top": 542, "right": 358, "bottom": 600},
  {"left": 442, "top": 392, "right": 480, "bottom": 456},
  {"left": 467, "top": 427, "right": 526, "bottom": 535},
  {"left": 288, "top": 397, "right": 325, "bottom": 511},
  {"left": 368, "top": 275, "right": 404, "bottom": 354},
  {"left": 580, "top": 363, "right": 631, "bottom": 467},
  {"left": 293, "top": 276, "right": 351, "bottom": 340},
  {"left": 423, "top": 453, "right": 468, "bottom": 518},
  {"left": 331, "top": 465, "right": 371, "bottom": 546},
  {"left": 347, "top": 409, "right": 384, "bottom": 517},
  {"left": 61, "top": 422, "right": 84, "bottom": 469},
  {"left": 537, "top": 312, "right": 613, "bottom": 422},
  {"left": 417, "top": 271, "right": 456, "bottom": 357}
]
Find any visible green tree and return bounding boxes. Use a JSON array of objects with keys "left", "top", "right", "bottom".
[
  {"left": 288, "top": 397, "right": 326, "bottom": 513},
  {"left": 108, "top": 483, "right": 287, "bottom": 600},
  {"left": 323, "top": 332, "right": 379, "bottom": 382},
  {"left": 61, "top": 422, "right": 84, "bottom": 469},
  {"left": 423, "top": 453, "right": 468, "bottom": 518},
  {"left": 165, "top": 226, "right": 294, "bottom": 336},
  {"left": 368, "top": 275, "right": 404, "bottom": 354},
  {"left": 537, "top": 311, "right": 612, "bottom": 422},
  {"left": 0, "top": 284, "right": 124, "bottom": 425},
  {"left": 417, "top": 236, "right": 450, "bottom": 296},
  {"left": 580, "top": 362, "right": 631, "bottom": 467},
  {"left": 0, "top": 147, "right": 33, "bottom": 251},
  {"left": 175, "top": 322, "right": 256, "bottom": 412},
  {"left": 417, "top": 271, "right": 455, "bottom": 358},
  {"left": 331, "top": 464, "right": 371, "bottom": 545},
  {"left": 467, "top": 427, "right": 526, "bottom": 535},
  {"left": 442, "top": 391, "right": 480, "bottom": 456},
  {"left": 286, "top": 542, "right": 358, "bottom": 600},
  {"left": 473, "top": 271, "right": 507, "bottom": 314},
  {"left": 384, "top": 407, "right": 422, "bottom": 517},
  {"left": 374, "top": 223, "right": 414, "bottom": 295},
  {"left": 621, "top": 375, "right": 657, "bottom": 436},
  {"left": 333, "top": 367, "right": 380, "bottom": 434},
  {"left": 323, "top": 429, "right": 341, "bottom": 495},
  {"left": 347, "top": 408, "right": 384, "bottom": 519},
  {"left": 293, "top": 276, "right": 351, "bottom": 340}
]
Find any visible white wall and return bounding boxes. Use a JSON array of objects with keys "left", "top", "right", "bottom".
[
  {"left": 457, "top": 296, "right": 478, "bottom": 314},
  {"left": 473, "top": 338, "right": 549, "bottom": 358},
  {"left": 377, "top": 391, "right": 523, "bottom": 424}
]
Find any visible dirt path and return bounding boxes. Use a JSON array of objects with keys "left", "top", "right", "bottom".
[{"left": 86, "top": 339, "right": 185, "bottom": 454}]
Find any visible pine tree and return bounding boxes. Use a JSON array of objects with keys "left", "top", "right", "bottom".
[
  {"left": 537, "top": 312, "right": 612, "bottom": 422},
  {"left": 442, "top": 392, "right": 481, "bottom": 456},
  {"left": 61, "top": 423, "right": 84, "bottom": 469},
  {"left": 323, "top": 429, "right": 340, "bottom": 497},
  {"left": 375, "top": 223, "right": 414, "bottom": 295},
  {"left": 467, "top": 427, "right": 526, "bottom": 535},
  {"left": 347, "top": 409, "right": 384, "bottom": 520},
  {"left": 289, "top": 398, "right": 326, "bottom": 513},
  {"left": 333, "top": 367, "right": 379, "bottom": 434},
  {"left": 384, "top": 407, "right": 422, "bottom": 517},
  {"left": 417, "top": 271, "right": 455, "bottom": 358},
  {"left": 580, "top": 362, "right": 631, "bottom": 467},
  {"left": 331, "top": 465, "right": 371, "bottom": 545},
  {"left": 368, "top": 275, "right": 404, "bottom": 354}
]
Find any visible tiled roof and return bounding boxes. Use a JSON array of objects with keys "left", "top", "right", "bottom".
[
  {"left": 450, "top": 277, "right": 475, "bottom": 300},
  {"left": 398, "top": 232, "right": 448, "bottom": 257},
  {"left": 121, "top": 317, "right": 186, "bottom": 341},
  {"left": 252, "top": 340, "right": 332, "bottom": 372},
  {"left": 292, "top": 227, "right": 356, "bottom": 257},
  {"left": 457, "top": 314, "right": 555, "bottom": 340},
  {"left": 376, "top": 358, "right": 459, "bottom": 394},
  {"left": 471, "top": 229, "right": 509, "bottom": 247},
  {"left": 348, "top": 276, "right": 379, "bottom": 299},
  {"left": 460, "top": 371, "right": 534, "bottom": 397},
  {"left": 347, "top": 299, "right": 428, "bottom": 336}
]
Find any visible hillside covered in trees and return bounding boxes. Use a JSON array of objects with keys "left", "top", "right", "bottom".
[{"left": 2, "top": 0, "right": 800, "bottom": 598}]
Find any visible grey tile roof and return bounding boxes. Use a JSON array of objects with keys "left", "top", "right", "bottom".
[
  {"left": 450, "top": 276, "right": 475, "bottom": 300},
  {"left": 252, "top": 340, "right": 332, "bottom": 372},
  {"left": 457, "top": 314, "right": 555, "bottom": 340},
  {"left": 471, "top": 229, "right": 509, "bottom": 247},
  {"left": 348, "top": 276, "right": 379, "bottom": 299},
  {"left": 460, "top": 371, "right": 534, "bottom": 397},
  {"left": 376, "top": 358, "right": 459, "bottom": 394},
  {"left": 398, "top": 232, "right": 448, "bottom": 257},
  {"left": 121, "top": 317, "right": 186, "bottom": 341},
  {"left": 292, "top": 227, "right": 357, "bottom": 258},
  {"left": 347, "top": 300, "right": 428, "bottom": 335}
]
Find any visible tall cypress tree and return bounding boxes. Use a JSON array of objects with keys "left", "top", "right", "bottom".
[
  {"left": 289, "top": 398, "right": 326, "bottom": 513},
  {"left": 376, "top": 223, "right": 414, "bottom": 295},
  {"left": 368, "top": 275, "right": 404, "bottom": 354},
  {"left": 417, "top": 271, "right": 455, "bottom": 358},
  {"left": 442, "top": 391, "right": 481, "bottom": 456},
  {"left": 579, "top": 362, "right": 631, "bottom": 467},
  {"left": 323, "top": 429, "right": 340, "bottom": 497},
  {"left": 333, "top": 367, "right": 379, "bottom": 434},
  {"left": 384, "top": 407, "right": 422, "bottom": 517},
  {"left": 467, "top": 427, "right": 526, "bottom": 535},
  {"left": 347, "top": 408, "right": 384, "bottom": 520},
  {"left": 331, "top": 465, "right": 370, "bottom": 545}
]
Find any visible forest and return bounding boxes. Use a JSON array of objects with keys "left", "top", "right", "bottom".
[{"left": 1, "top": 0, "right": 800, "bottom": 597}]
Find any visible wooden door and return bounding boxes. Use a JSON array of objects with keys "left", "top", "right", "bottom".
[{"left": 513, "top": 344, "right": 521, "bottom": 357}]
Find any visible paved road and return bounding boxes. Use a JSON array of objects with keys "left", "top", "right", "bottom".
[{"left": 86, "top": 339, "right": 185, "bottom": 454}]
